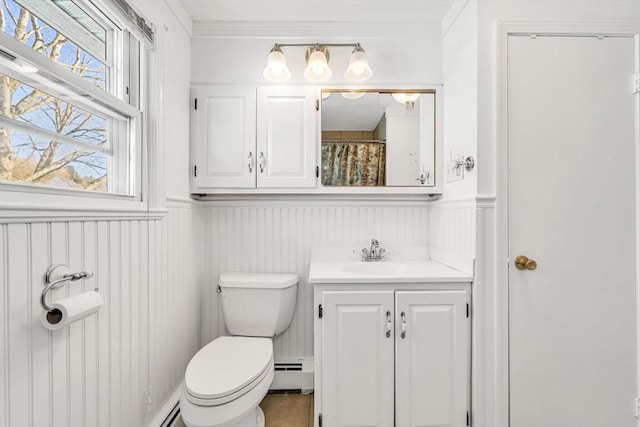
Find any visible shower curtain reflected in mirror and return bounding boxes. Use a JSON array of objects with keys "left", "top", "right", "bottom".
[{"left": 321, "top": 141, "right": 386, "bottom": 186}]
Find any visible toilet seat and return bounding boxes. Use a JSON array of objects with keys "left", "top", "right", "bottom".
[{"left": 184, "top": 336, "right": 273, "bottom": 407}]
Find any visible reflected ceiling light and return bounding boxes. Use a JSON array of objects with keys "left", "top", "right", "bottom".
[
  {"left": 392, "top": 93, "right": 420, "bottom": 110},
  {"left": 263, "top": 45, "right": 291, "bottom": 82},
  {"left": 344, "top": 44, "right": 372, "bottom": 81},
  {"left": 263, "top": 42, "right": 372, "bottom": 83},
  {"left": 341, "top": 91, "right": 366, "bottom": 100},
  {"left": 321, "top": 92, "right": 332, "bottom": 99}
]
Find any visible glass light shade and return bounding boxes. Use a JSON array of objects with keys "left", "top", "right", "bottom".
[
  {"left": 341, "top": 91, "right": 365, "bottom": 100},
  {"left": 392, "top": 93, "right": 420, "bottom": 111},
  {"left": 263, "top": 49, "right": 291, "bottom": 82},
  {"left": 304, "top": 50, "right": 332, "bottom": 82},
  {"left": 345, "top": 49, "right": 372, "bottom": 82},
  {"left": 391, "top": 93, "right": 420, "bottom": 104}
]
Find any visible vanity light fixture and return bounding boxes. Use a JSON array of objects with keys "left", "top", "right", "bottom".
[
  {"left": 263, "top": 42, "right": 373, "bottom": 83},
  {"left": 392, "top": 93, "right": 420, "bottom": 110}
]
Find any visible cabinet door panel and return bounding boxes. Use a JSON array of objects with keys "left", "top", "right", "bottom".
[
  {"left": 396, "top": 291, "right": 469, "bottom": 427},
  {"left": 322, "top": 291, "right": 394, "bottom": 427},
  {"left": 257, "top": 87, "right": 317, "bottom": 188},
  {"left": 193, "top": 86, "right": 255, "bottom": 189}
]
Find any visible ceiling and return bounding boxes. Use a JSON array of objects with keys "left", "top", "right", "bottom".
[{"left": 180, "top": 0, "right": 454, "bottom": 24}]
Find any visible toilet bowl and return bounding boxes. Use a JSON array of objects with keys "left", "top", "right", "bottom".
[
  {"left": 180, "top": 337, "right": 274, "bottom": 427},
  {"left": 180, "top": 273, "right": 298, "bottom": 427}
]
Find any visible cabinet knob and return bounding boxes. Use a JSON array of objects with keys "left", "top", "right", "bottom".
[
  {"left": 400, "top": 311, "right": 407, "bottom": 339},
  {"left": 259, "top": 152, "right": 265, "bottom": 173}
]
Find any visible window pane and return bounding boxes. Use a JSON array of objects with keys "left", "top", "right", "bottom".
[
  {"left": 1, "top": 0, "right": 107, "bottom": 89},
  {"left": 10, "top": 130, "right": 108, "bottom": 191},
  {"left": 0, "top": 73, "right": 114, "bottom": 192}
]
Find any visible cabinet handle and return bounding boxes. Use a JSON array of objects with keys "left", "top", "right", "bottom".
[
  {"left": 386, "top": 311, "right": 392, "bottom": 338},
  {"left": 400, "top": 311, "right": 407, "bottom": 339},
  {"left": 247, "top": 152, "right": 254, "bottom": 173},
  {"left": 259, "top": 152, "right": 265, "bottom": 173}
]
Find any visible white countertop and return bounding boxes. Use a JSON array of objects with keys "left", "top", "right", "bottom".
[{"left": 308, "top": 247, "right": 473, "bottom": 284}]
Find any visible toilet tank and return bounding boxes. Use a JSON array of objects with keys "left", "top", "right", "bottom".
[{"left": 219, "top": 272, "right": 298, "bottom": 337}]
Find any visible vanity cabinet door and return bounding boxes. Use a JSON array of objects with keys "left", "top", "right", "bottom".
[
  {"left": 256, "top": 86, "right": 317, "bottom": 188},
  {"left": 321, "top": 291, "right": 395, "bottom": 427},
  {"left": 191, "top": 86, "right": 256, "bottom": 190},
  {"left": 395, "top": 290, "right": 469, "bottom": 427}
]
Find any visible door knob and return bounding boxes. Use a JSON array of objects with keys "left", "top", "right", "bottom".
[{"left": 514, "top": 255, "right": 537, "bottom": 271}]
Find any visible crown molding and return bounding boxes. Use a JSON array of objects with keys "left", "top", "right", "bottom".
[{"left": 191, "top": 20, "right": 442, "bottom": 39}]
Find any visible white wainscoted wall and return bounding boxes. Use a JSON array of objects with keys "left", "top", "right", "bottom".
[
  {"left": 429, "top": 199, "right": 476, "bottom": 275},
  {"left": 148, "top": 203, "right": 202, "bottom": 422},
  {"left": 0, "top": 204, "right": 201, "bottom": 427},
  {"left": 199, "top": 201, "right": 431, "bottom": 361},
  {"left": 0, "top": 0, "right": 199, "bottom": 425}
]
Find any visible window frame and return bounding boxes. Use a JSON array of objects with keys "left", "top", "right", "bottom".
[{"left": 0, "top": 0, "right": 148, "bottom": 212}]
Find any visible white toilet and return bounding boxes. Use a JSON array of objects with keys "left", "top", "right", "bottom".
[{"left": 180, "top": 272, "right": 299, "bottom": 427}]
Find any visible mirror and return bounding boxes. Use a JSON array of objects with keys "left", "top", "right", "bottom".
[{"left": 320, "top": 89, "right": 436, "bottom": 187}]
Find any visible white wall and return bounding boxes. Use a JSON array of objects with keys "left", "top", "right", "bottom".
[
  {"left": 135, "top": 0, "right": 193, "bottom": 201},
  {"left": 428, "top": 1, "right": 478, "bottom": 275},
  {"left": 191, "top": 22, "right": 443, "bottom": 85},
  {"left": 0, "top": 1, "right": 199, "bottom": 426},
  {"left": 0, "top": 206, "right": 200, "bottom": 427},
  {"left": 441, "top": 0, "right": 477, "bottom": 200},
  {"left": 200, "top": 202, "right": 431, "bottom": 361}
]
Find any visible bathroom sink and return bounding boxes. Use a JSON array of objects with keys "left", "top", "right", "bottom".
[
  {"left": 308, "top": 247, "right": 474, "bottom": 284},
  {"left": 341, "top": 262, "right": 406, "bottom": 276}
]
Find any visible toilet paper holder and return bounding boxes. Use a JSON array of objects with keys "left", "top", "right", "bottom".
[{"left": 40, "top": 264, "right": 96, "bottom": 312}]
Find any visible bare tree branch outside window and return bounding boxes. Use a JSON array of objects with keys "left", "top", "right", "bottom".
[{"left": 0, "top": 0, "right": 110, "bottom": 191}]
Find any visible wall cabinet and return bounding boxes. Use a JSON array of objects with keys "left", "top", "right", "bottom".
[
  {"left": 191, "top": 85, "right": 317, "bottom": 192},
  {"left": 314, "top": 285, "right": 470, "bottom": 427}
]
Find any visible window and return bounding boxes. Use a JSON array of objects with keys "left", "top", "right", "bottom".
[{"left": 0, "top": 0, "right": 149, "bottom": 197}]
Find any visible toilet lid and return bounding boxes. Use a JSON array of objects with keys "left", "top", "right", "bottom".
[{"left": 185, "top": 336, "right": 273, "bottom": 401}]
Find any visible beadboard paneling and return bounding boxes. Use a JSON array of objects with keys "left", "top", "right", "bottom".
[
  {"left": 0, "top": 205, "right": 200, "bottom": 427},
  {"left": 149, "top": 205, "right": 201, "bottom": 416},
  {"left": 202, "top": 204, "right": 430, "bottom": 359},
  {"left": 429, "top": 199, "right": 476, "bottom": 274}
]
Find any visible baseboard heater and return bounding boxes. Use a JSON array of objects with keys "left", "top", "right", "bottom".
[
  {"left": 271, "top": 359, "right": 314, "bottom": 392},
  {"left": 161, "top": 403, "right": 181, "bottom": 427},
  {"left": 275, "top": 362, "right": 303, "bottom": 371}
]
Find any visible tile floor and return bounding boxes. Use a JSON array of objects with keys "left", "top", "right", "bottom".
[
  {"left": 175, "top": 392, "right": 314, "bottom": 427},
  {"left": 260, "top": 391, "right": 314, "bottom": 427}
]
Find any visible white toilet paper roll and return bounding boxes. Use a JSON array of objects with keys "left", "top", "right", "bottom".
[{"left": 41, "top": 291, "right": 104, "bottom": 331}]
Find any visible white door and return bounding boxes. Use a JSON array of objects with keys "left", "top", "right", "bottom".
[
  {"left": 256, "top": 86, "right": 317, "bottom": 188},
  {"left": 508, "top": 35, "right": 637, "bottom": 426},
  {"left": 192, "top": 86, "right": 256, "bottom": 189},
  {"left": 395, "top": 291, "right": 469, "bottom": 427},
  {"left": 321, "top": 291, "right": 394, "bottom": 427}
]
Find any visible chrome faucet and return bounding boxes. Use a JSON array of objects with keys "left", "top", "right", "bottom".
[{"left": 361, "top": 238, "right": 386, "bottom": 262}]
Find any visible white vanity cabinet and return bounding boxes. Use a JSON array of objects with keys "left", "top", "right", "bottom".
[
  {"left": 190, "top": 85, "right": 317, "bottom": 192},
  {"left": 314, "top": 284, "right": 470, "bottom": 427}
]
